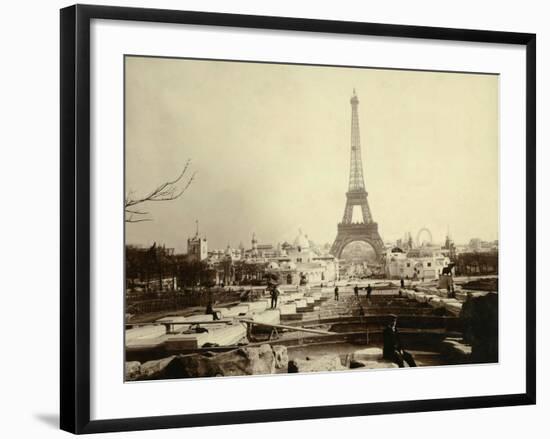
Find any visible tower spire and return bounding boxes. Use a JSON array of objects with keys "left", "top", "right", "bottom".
[
  {"left": 340, "top": 90, "right": 373, "bottom": 224},
  {"left": 348, "top": 89, "right": 366, "bottom": 192}
]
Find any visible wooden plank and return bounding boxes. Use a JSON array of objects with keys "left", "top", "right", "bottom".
[
  {"left": 238, "top": 319, "right": 335, "bottom": 335},
  {"left": 126, "top": 319, "right": 233, "bottom": 327}
]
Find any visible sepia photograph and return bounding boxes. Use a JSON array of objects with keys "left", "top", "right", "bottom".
[{"left": 124, "top": 55, "right": 499, "bottom": 381}]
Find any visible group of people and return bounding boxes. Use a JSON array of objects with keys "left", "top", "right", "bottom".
[
  {"left": 206, "top": 284, "right": 281, "bottom": 316},
  {"left": 333, "top": 283, "right": 373, "bottom": 301}
]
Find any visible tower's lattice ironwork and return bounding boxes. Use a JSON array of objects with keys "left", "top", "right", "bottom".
[
  {"left": 330, "top": 90, "right": 384, "bottom": 259},
  {"left": 348, "top": 91, "right": 366, "bottom": 192}
]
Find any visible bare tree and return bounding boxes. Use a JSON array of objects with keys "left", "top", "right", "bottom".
[{"left": 125, "top": 159, "right": 196, "bottom": 223}]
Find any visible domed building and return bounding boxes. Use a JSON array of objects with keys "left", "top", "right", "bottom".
[
  {"left": 281, "top": 261, "right": 297, "bottom": 270},
  {"left": 286, "top": 229, "right": 315, "bottom": 263},
  {"left": 214, "top": 230, "right": 339, "bottom": 286},
  {"left": 264, "top": 229, "right": 339, "bottom": 285},
  {"left": 293, "top": 229, "right": 310, "bottom": 252}
]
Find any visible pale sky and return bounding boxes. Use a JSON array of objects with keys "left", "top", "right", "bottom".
[{"left": 125, "top": 56, "right": 498, "bottom": 253}]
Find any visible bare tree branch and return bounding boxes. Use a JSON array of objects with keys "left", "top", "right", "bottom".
[
  {"left": 126, "top": 208, "right": 150, "bottom": 215},
  {"left": 126, "top": 216, "right": 153, "bottom": 223},
  {"left": 125, "top": 159, "right": 195, "bottom": 223}
]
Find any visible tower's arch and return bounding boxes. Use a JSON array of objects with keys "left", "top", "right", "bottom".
[
  {"left": 330, "top": 223, "right": 385, "bottom": 260},
  {"left": 334, "top": 238, "right": 381, "bottom": 261}
]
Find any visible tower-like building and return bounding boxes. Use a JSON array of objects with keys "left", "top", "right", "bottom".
[
  {"left": 330, "top": 90, "right": 384, "bottom": 259},
  {"left": 187, "top": 220, "right": 208, "bottom": 261},
  {"left": 251, "top": 232, "right": 258, "bottom": 257},
  {"left": 444, "top": 229, "right": 457, "bottom": 260}
]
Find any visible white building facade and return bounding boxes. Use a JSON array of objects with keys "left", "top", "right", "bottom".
[{"left": 384, "top": 246, "right": 451, "bottom": 280}]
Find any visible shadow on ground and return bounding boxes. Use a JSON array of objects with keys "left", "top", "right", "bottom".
[{"left": 34, "top": 413, "right": 58, "bottom": 429}]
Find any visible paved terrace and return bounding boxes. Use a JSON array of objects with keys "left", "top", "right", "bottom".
[{"left": 125, "top": 281, "right": 475, "bottom": 362}]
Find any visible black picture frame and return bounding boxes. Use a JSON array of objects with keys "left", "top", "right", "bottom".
[{"left": 60, "top": 4, "right": 536, "bottom": 434}]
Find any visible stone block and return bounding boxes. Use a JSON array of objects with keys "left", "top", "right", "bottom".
[
  {"left": 444, "top": 300, "right": 462, "bottom": 316},
  {"left": 428, "top": 297, "right": 445, "bottom": 308},
  {"left": 221, "top": 305, "right": 249, "bottom": 317},
  {"left": 166, "top": 332, "right": 210, "bottom": 350},
  {"left": 126, "top": 325, "right": 166, "bottom": 342},
  {"left": 351, "top": 347, "right": 383, "bottom": 362},
  {"left": 139, "top": 356, "right": 177, "bottom": 379},
  {"left": 167, "top": 322, "right": 247, "bottom": 350},
  {"left": 360, "top": 360, "right": 399, "bottom": 369},
  {"left": 157, "top": 314, "right": 214, "bottom": 332},
  {"left": 241, "top": 301, "right": 268, "bottom": 312},
  {"left": 441, "top": 337, "right": 472, "bottom": 363},
  {"left": 126, "top": 325, "right": 166, "bottom": 348},
  {"left": 272, "top": 345, "right": 289, "bottom": 369},
  {"left": 175, "top": 344, "right": 279, "bottom": 377},
  {"left": 280, "top": 304, "right": 297, "bottom": 315},
  {"left": 125, "top": 361, "right": 141, "bottom": 380},
  {"left": 252, "top": 309, "right": 280, "bottom": 325},
  {"left": 290, "top": 355, "right": 346, "bottom": 373},
  {"left": 310, "top": 292, "right": 322, "bottom": 300}
]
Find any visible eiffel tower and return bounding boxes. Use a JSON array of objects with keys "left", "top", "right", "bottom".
[{"left": 330, "top": 90, "right": 384, "bottom": 259}]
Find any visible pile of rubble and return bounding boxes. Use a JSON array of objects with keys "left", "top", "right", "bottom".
[{"left": 126, "top": 344, "right": 288, "bottom": 380}]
